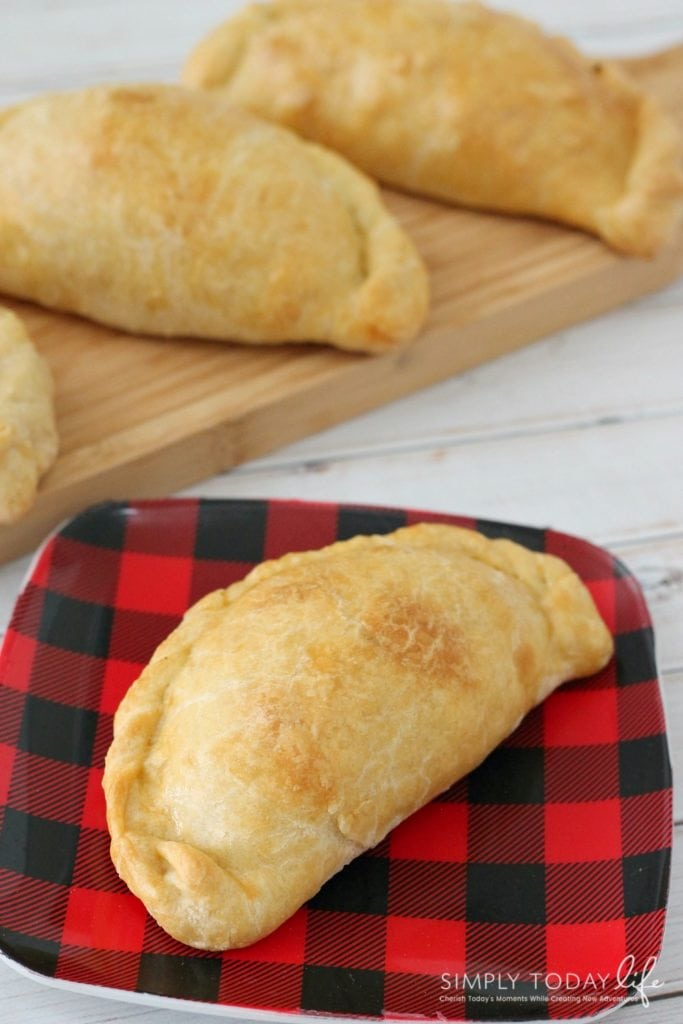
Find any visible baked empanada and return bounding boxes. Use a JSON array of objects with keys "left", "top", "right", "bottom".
[
  {"left": 104, "top": 523, "right": 613, "bottom": 950},
  {"left": 0, "top": 309, "right": 58, "bottom": 525},
  {"left": 0, "top": 85, "right": 427, "bottom": 353},
  {"left": 183, "top": 0, "right": 683, "bottom": 255}
]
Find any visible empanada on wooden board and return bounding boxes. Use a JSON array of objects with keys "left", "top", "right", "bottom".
[
  {"left": 0, "top": 84, "right": 428, "bottom": 353},
  {"left": 1, "top": 50, "right": 682, "bottom": 567},
  {"left": 184, "top": 0, "right": 683, "bottom": 256},
  {"left": 0, "top": 309, "right": 58, "bottom": 525},
  {"left": 104, "top": 523, "right": 613, "bottom": 950}
]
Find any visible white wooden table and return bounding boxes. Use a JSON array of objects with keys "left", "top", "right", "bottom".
[{"left": 1, "top": 2, "right": 682, "bottom": 1022}]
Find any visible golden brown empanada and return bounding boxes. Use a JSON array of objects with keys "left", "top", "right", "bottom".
[
  {"left": 104, "top": 522, "right": 613, "bottom": 950},
  {"left": 183, "top": 0, "right": 683, "bottom": 255},
  {"left": 0, "top": 308, "right": 58, "bottom": 525},
  {"left": 0, "top": 84, "right": 427, "bottom": 353}
]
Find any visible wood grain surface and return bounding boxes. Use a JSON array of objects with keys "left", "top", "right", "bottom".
[{"left": 1, "top": 47, "right": 682, "bottom": 564}]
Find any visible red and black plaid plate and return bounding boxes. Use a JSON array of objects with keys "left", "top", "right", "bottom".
[{"left": 0, "top": 499, "right": 672, "bottom": 1021}]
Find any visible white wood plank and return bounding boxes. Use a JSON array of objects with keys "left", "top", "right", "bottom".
[
  {"left": 663, "top": 671, "right": 683, "bottom": 822},
  {"left": 609, "top": 997, "right": 683, "bottom": 1024},
  {"left": 0, "top": 551, "right": 33, "bottom": 635},
  {"left": 189, "top": 414, "right": 683, "bottom": 547},
  {"left": 612, "top": 537, "right": 683, "bottom": 674},
  {"left": 0, "top": 0, "right": 239, "bottom": 103},
  {"left": 649, "top": 826, "right": 683, "bottom": 991},
  {"left": 512, "top": 0, "right": 683, "bottom": 31},
  {"left": 242, "top": 295, "right": 683, "bottom": 468},
  {"left": 509, "top": 0, "right": 683, "bottom": 55}
]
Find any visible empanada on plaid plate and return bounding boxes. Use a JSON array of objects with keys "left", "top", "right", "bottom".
[{"left": 104, "top": 522, "right": 613, "bottom": 950}]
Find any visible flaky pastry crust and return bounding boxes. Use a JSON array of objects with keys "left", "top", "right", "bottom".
[
  {"left": 0, "top": 84, "right": 428, "bottom": 353},
  {"left": 104, "top": 523, "right": 613, "bottom": 950},
  {"left": 183, "top": 0, "right": 683, "bottom": 255},
  {"left": 0, "top": 309, "right": 58, "bottom": 525}
]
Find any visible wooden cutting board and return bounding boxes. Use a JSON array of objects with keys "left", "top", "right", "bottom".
[{"left": 2, "top": 46, "right": 683, "bottom": 564}]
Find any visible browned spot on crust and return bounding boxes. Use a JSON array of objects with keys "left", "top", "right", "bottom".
[
  {"left": 258, "top": 702, "right": 339, "bottom": 808},
  {"left": 361, "top": 594, "right": 468, "bottom": 685},
  {"left": 513, "top": 641, "right": 538, "bottom": 693},
  {"left": 110, "top": 89, "right": 157, "bottom": 105}
]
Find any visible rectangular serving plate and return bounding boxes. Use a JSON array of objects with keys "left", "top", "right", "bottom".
[{"left": 0, "top": 498, "right": 673, "bottom": 1022}]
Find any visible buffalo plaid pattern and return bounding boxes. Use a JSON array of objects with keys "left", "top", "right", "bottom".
[{"left": 0, "top": 499, "right": 672, "bottom": 1020}]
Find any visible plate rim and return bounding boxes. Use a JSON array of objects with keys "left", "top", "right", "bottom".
[{"left": 0, "top": 945, "right": 646, "bottom": 1024}]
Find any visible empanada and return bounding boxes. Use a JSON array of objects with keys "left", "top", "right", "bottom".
[
  {"left": 0, "top": 85, "right": 428, "bottom": 353},
  {"left": 183, "top": 0, "right": 683, "bottom": 256},
  {"left": 104, "top": 522, "right": 613, "bottom": 950},
  {"left": 0, "top": 309, "right": 58, "bottom": 525}
]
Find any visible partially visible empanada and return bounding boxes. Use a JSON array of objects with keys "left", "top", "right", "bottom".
[
  {"left": 184, "top": 0, "right": 683, "bottom": 255},
  {"left": 0, "top": 309, "right": 58, "bottom": 525},
  {"left": 104, "top": 522, "right": 613, "bottom": 950},
  {"left": 0, "top": 85, "right": 428, "bottom": 353}
]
